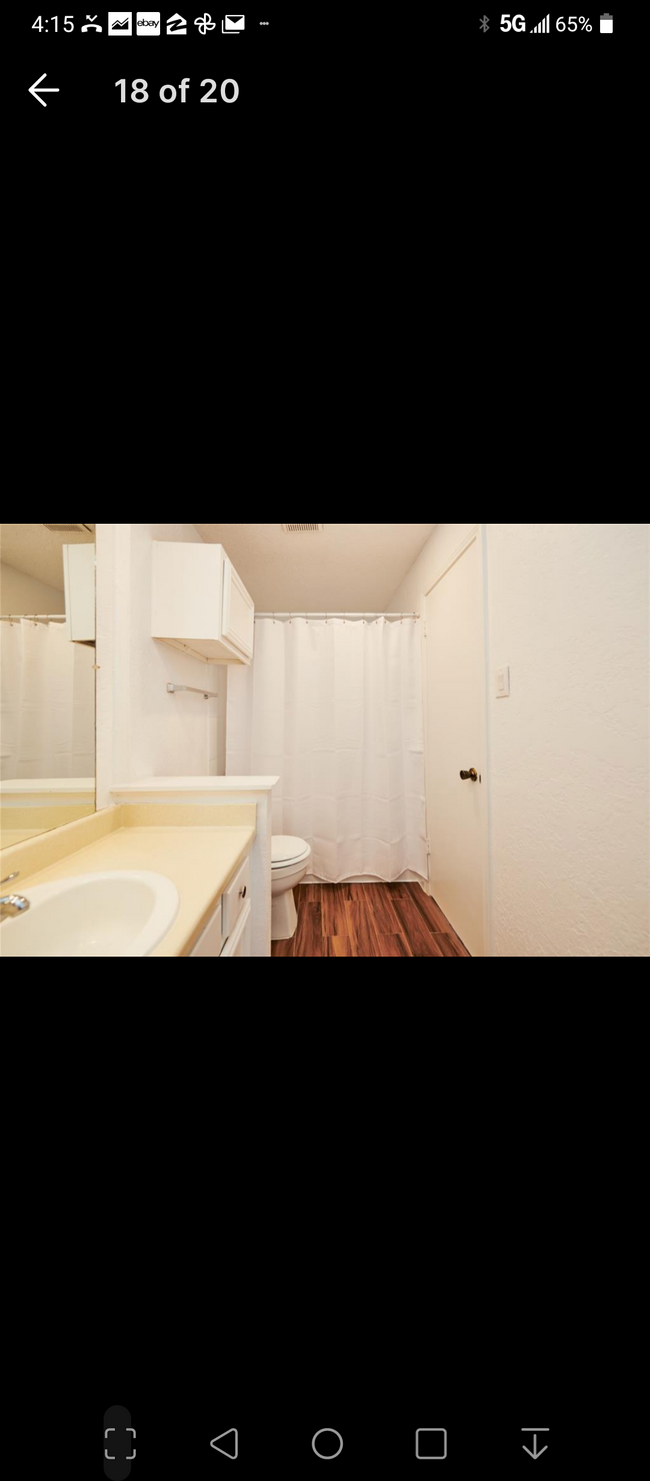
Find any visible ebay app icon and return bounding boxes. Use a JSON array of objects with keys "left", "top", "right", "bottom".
[{"left": 136, "top": 11, "right": 161, "bottom": 33}]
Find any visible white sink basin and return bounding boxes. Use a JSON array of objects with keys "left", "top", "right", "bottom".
[{"left": 0, "top": 871, "right": 179, "bottom": 957}]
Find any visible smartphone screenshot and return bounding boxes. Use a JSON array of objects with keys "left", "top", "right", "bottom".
[
  {"left": 20, "top": 16, "right": 626, "bottom": 1469},
  {"left": 24, "top": 10, "right": 283, "bottom": 138}
]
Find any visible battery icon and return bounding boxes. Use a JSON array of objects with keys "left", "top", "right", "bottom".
[{"left": 600, "top": 13, "right": 613, "bottom": 31}]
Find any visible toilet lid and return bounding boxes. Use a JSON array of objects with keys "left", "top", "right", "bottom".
[{"left": 272, "top": 835, "right": 310, "bottom": 866}]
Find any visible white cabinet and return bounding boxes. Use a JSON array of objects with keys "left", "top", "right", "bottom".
[
  {"left": 189, "top": 845, "right": 253, "bottom": 957},
  {"left": 63, "top": 544, "right": 95, "bottom": 642},
  {"left": 221, "top": 853, "right": 250, "bottom": 938},
  {"left": 190, "top": 902, "right": 226, "bottom": 959},
  {"left": 220, "top": 900, "right": 252, "bottom": 957},
  {"left": 152, "top": 542, "right": 254, "bottom": 665}
]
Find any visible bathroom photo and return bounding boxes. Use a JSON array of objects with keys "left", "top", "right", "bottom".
[{"left": 0, "top": 522, "right": 648, "bottom": 959}]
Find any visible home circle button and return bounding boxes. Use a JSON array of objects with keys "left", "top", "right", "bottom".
[{"left": 312, "top": 1429, "right": 344, "bottom": 1459}]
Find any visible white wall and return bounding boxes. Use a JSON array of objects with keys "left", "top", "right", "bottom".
[
  {"left": 97, "top": 524, "right": 227, "bottom": 805},
  {"left": 388, "top": 525, "right": 477, "bottom": 614},
  {"left": 389, "top": 523, "right": 650, "bottom": 958},
  {"left": 0, "top": 562, "right": 64, "bottom": 615}
]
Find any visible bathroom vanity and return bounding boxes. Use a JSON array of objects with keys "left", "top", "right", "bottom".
[
  {"left": 110, "top": 777, "right": 279, "bottom": 957},
  {"left": 0, "top": 809, "right": 257, "bottom": 958}
]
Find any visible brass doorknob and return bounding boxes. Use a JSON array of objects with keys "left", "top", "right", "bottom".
[{"left": 460, "top": 768, "right": 478, "bottom": 782}]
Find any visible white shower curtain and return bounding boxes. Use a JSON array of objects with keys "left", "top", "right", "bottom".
[
  {"left": 0, "top": 620, "right": 95, "bottom": 780},
  {"left": 227, "top": 618, "right": 428, "bottom": 882}
]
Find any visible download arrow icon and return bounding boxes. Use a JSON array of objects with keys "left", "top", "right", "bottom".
[
  {"left": 522, "top": 1430, "right": 549, "bottom": 1459},
  {"left": 29, "top": 73, "right": 60, "bottom": 107}
]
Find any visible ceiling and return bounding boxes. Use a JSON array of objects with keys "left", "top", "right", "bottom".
[
  {"left": 0, "top": 524, "right": 94, "bottom": 592},
  {"left": 194, "top": 524, "right": 435, "bottom": 610}
]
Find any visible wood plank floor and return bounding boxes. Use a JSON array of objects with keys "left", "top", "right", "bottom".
[{"left": 271, "top": 883, "right": 471, "bottom": 958}]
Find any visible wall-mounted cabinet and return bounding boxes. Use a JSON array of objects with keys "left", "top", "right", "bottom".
[
  {"left": 152, "top": 542, "right": 254, "bottom": 665},
  {"left": 63, "top": 543, "right": 96, "bottom": 642}
]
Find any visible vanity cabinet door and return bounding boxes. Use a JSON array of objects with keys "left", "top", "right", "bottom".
[
  {"left": 190, "top": 903, "right": 225, "bottom": 958},
  {"left": 190, "top": 850, "right": 252, "bottom": 958},
  {"left": 220, "top": 901, "right": 252, "bottom": 957},
  {"left": 221, "top": 854, "right": 250, "bottom": 939}
]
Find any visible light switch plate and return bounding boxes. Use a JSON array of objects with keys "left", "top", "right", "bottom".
[{"left": 496, "top": 666, "right": 510, "bottom": 698}]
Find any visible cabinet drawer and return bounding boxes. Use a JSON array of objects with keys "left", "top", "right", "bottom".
[{"left": 222, "top": 854, "right": 251, "bottom": 938}]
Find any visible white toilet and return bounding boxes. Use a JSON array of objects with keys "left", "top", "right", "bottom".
[{"left": 271, "top": 835, "right": 312, "bottom": 940}]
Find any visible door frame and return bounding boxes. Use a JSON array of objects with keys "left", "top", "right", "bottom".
[{"left": 421, "top": 524, "right": 491, "bottom": 958}]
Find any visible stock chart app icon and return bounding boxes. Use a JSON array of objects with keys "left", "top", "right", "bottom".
[{"left": 108, "top": 12, "right": 133, "bottom": 35}]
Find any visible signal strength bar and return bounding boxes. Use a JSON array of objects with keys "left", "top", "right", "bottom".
[{"left": 531, "top": 13, "right": 551, "bottom": 29}]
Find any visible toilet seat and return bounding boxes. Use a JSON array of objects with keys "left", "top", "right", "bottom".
[{"left": 272, "top": 835, "right": 311, "bottom": 869}]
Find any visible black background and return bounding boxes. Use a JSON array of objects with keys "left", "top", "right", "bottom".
[
  {"left": 29, "top": 991, "right": 633, "bottom": 1477},
  {"left": 19, "top": 4, "right": 627, "bottom": 454},
  {"left": 466, "top": 7, "right": 623, "bottom": 178},
  {"left": 19, "top": 3, "right": 348, "bottom": 455}
]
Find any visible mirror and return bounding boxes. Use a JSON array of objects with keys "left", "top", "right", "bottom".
[{"left": 0, "top": 524, "right": 96, "bottom": 850}]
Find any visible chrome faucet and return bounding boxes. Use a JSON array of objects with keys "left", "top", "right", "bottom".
[{"left": 0, "top": 873, "right": 30, "bottom": 921}]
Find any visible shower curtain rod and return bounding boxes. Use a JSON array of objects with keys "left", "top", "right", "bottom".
[
  {"left": 0, "top": 614, "right": 67, "bottom": 622},
  {"left": 255, "top": 612, "right": 419, "bottom": 620}
]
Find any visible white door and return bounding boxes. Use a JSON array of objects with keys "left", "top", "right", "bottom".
[{"left": 425, "top": 534, "right": 486, "bottom": 957}]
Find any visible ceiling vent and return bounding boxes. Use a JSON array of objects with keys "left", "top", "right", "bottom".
[
  {"left": 42, "top": 523, "right": 94, "bottom": 533},
  {"left": 281, "top": 524, "right": 324, "bottom": 533}
]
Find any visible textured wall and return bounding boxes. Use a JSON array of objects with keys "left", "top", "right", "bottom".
[{"left": 389, "top": 522, "right": 650, "bottom": 958}]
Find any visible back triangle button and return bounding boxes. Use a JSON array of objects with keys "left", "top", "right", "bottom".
[{"left": 210, "top": 1428, "right": 238, "bottom": 1459}]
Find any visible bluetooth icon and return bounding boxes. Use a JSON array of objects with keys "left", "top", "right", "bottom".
[{"left": 479, "top": 14, "right": 490, "bottom": 30}]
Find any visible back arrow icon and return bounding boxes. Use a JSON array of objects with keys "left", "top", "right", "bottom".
[
  {"left": 210, "top": 1428, "right": 238, "bottom": 1459},
  {"left": 29, "top": 73, "right": 60, "bottom": 107},
  {"left": 523, "top": 1434, "right": 548, "bottom": 1459}
]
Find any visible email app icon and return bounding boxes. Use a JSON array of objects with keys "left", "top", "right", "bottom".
[{"left": 222, "top": 14, "right": 245, "bottom": 32}]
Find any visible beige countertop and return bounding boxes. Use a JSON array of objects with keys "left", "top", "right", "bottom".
[{"left": 11, "top": 824, "right": 256, "bottom": 958}]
